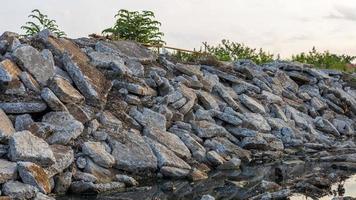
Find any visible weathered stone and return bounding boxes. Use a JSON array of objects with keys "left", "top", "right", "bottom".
[
  {"left": 204, "top": 137, "right": 251, "bottom": 161},
  {"left": 232, "top": 81, "right": 261, "bottom": 94},
  {"left": 314, "top": 117, "right": 340, "bottom": 136},
  {"left": 0, "top": 159, "right": 17, "bottom": 184},
  {"left": 144, "top": 137, "right": 191, "bottom": 170},
  {"left": 175, "top": 64, "right": 203, "bottom": 77},
  {"left": 206, "top": 151, "right": 226, "bottom": 166},
  {"left": 34, "top": 192, "right": 56, "bottom": 200},
  {"left": 115, "top": 174, "right": 138, "bottom": 186},
  {"left": 41, "top": 88, "right": 67, "bottom": 111},
  {"left": 2, "top": 181, "right": 38, "bottom": 199},
  {"left": 42, "top": 112, "right": 84, "bottom": 144},
  {"left": 13, "top": 45, "right": 55, "bottom": 86},
  {"left": 62, "top": 53, "right": 112, "bottom": 107},
  {"left": 110, "top": 130, "right": 157, "bottom": 173},
  {"left": 73, "top": 171, "right": 97, "bottom": 183},
  {"left": 0, "top": 102, "right": 47, "bottom": 114},
  {"left": 242, "top": 113, "right": 271, "bottom": 132},
  {"left": 0, "top": 59, "right": 21, "bottom": 82},
  {"left": 98, "top": 111, "right": 122, "bottom": 129},
  {"left": 84, "top": 158, "right": 112, "bottom": 183},
  {"left": 218, "top": 157, "right": 241, "bottom": 170},
  {"left": 214, "top": 83, "right": 240, "bottom": 111},
  {"left": 45, "top": 145, "right": 74, "bottom": 178},
  {"left": 88, "top": 51, "right": 131, "bottom": 74},
  {"left": 19, "top": 72, "right": 41, "bottom": 92},
  {"left": 130, "top": 107, "right": 166, "bottom": 130},
  {"left": 70, "top": 180, "right": 125, "bottom": 194},
  {"left": 201, "top": 194, "right": 215, "bottom": 200},
  {"left": 14, "top": 114, "right": 33, "bottom": 132},
  {"left": 196, "top": 90, "right": 219, "bottom": 110},
  {"left": 160, "top": 166, "right": 190, "bottom": 178},
  {"left": 18, "top": 162, "right": 51, "bottom": 194},
  {"left": 53, "top": 171, "right": 72, "bottom": 194},
  {"left": 9, "top": 131, "right": 55, "bottom": 167},
  {"left": 144, "top": 127, "right": 191, "bottom": 159},
  {"left": 48, "top": 76, "right": 84, "bottom": 104},
  {"left": 0, "top": 108, "right": 15, "bottom": 141},
  {"left": 239, "top": 94, "right": 266, "bottom": 114},
  {"left": 82, "top": 142, "right": 115, "bottom": 168},
  {"left": 192, "top": 120, "right": 229, "bottom": 138}
]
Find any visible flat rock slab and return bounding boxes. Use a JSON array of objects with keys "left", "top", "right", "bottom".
[
  {"left": 0, "top": 59, "right": 22, "bottom": 82},
  {"left": 0, "top": 102, "right": 47, "bottom": 114},
  {"left": 0, "top": 159, "right": 17, "bottom": 184},
  {"left": 45, "top": 144, "right": 74, "bottom": 178},
  {"left": 18, "top": 162, "right": 51, "bottom": 194},
  {"left": 82, "top": 142, "right": 115, "bottom": 168},
  {"left": 192, "top": 120, "right": 229, "bottom": 138},
  {"left": 13, "top": 45, "right": 55, "bottom": 86},
  {"left": 2, "top": 180, "right": 38, "bottom": 199},
  {"left": 0, "top": 108, "right": 15, "bottom": 141},
  {"left": 109, "top": 130, "right": 157, "bottom": 173},
  {"left": 48, "top": 76, "right": 84, "bottom": 104},
  {"left": 9, "top": 131, "right": 56, "bottom": 167}
]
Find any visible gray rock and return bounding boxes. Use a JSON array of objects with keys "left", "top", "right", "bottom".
[
  {"left": 0, "top": 108, "right": 15, "bottom": 141},
  {"left": 0, "top": 159, "right": 18, "bottom": 184},
  {"left": 17, "top": 162, "right": 51, "bottom": 194},
  {"left": 239, "top": 94, "right": 266, "bottom": 114},
  {"left": 144, "top": 127, "right": 191, "bottom": 159},
  {"left": 9, "top": 131, "right": 55, "bottom": 167},
  {"left": 242, "top": 113, "right": 271, "bottom": 132},
  {"left": 41, "top": 88, "right": 67, "bottom": 111},
  {"left": 314, "top": 117, "right": 340, "bottom": 136},
  {"left": 53, "top": 171, "right": 72, "bottom": 194},
  {"left": 232, "top": 81, "right": 261, "bottom": 94},
  {"left": 130, "top": 107, "right": 166, "bottom": 130},
  {"left": 218, "top": 157, "right": 241, "bottom": 170},
  {"left": 98, "top": 111, "right": 122, "bottom": 129},
  {"left": 34, "top": 192, "right": 56, "bottom": 200},
  {"left": 160, "top": 166, "right": 190, "bottom": 178},
  {"left": 214, "top": 83, "right": 240, "bottom": 111},
  {"left": 115, "top": 174, "right": 138, "bottom": 186},
  {"left": 48, "top": 76, "right": 84, "bottom": 104},
  {"left": 144, "top": 137, "right": 191, "bottom": 170},
  {"left": 201, "top": 194, "right": 215, "bottom": 200},
  {"left": 196, "top": 90, "right": 219, "bottom": 110},
  {"left": 19, "top": 71, "right": 41, "bottom": 92},
  {"left": 175, "top": 64, "right": 203, "bottom": 77},
  {"left": 73, "top": 171, "right": 97, "bottom": 183},
  {"left": 0, "top": 102, "right": 47, "bottom": 114},
  {"left": 45, "top": 145, "right": 74, "bottom": 178},
  {"left": 76, "top": 157, "right": 87, "bottom": 169},
  {"left": 192, "top": 120, "right": 229, "bottom": 138},
  {"left": 206, "top": 151, "right": 226, "bottom": 166},
  {"left": 88, "top": 51, "right": 131, "bottom": 75},
  {"left": 42, "top": 112, "right": 84, "bottom": 144},
  {"left": 84, "top": 158, "right": 112, "bottom": 183},
  {"left": 110, "top": 130, "right": 157, "bottom": 173},
  {"left": 82, "top": 142, "right": 115, "bottom": 168},
  {"left": 261, "top": 90, "right": 283, "bottom": 104},
  {"left": 15, "top": 114, "right": 34, "bottom": 132},
  {"left": 70, "top": 180, "right": 125, "bottom": 194},
  {"left": 13, "top": 45, "right": 55, "bottom": 86},
  {"left": 204, "top": 137, "right": 251, "bottom": 161},
  {"left": 0, "top": 59, "right": 22, "bottom": 82},
  {"left": 2, "top": 180, "right": 38, "bottom": 199}
]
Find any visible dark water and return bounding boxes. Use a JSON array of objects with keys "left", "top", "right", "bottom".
[{"left": 60, "top": 160, "right": 356, "bottom": 200}]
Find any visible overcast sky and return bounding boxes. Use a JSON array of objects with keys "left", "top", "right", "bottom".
[{"left": 1, "top": 0, "right": 356, "bottom": 57}]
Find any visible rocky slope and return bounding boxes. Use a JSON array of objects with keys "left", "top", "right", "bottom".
[{"left": 0, "top": 30, "right": 355, "bottom": 199}]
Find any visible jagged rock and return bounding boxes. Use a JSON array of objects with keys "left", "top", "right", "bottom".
[
  {"left": 261, "top": 91, "right": 283, "bottom": 104},
  {"left": 42, "top": 112, "right": 84, "bottom": 144},
  {"left": 34, "top": 192, "right": 55, "bottom": 200},
  {"left": 88, "top": 51, "right": 131, "bottom": 74},
  {"left": 314, "top": 117, "right": 340, "bottom": 136},
  {"left": 206, "top": 151, "right": 226, "bottom": 166},
  {"left": 41, "top": 88, "right": 67, "bottom": 111},
  {"left": 214, "top": 83, "right": 240, "bottom": 111},
  {"left": 53, "top": 171, "right": 72, "bottom": 194},
  {"left": 98, "top": 111, "right": 122, "bottom": 129},
  {"left": 192, "top": 120, "right": 229, "bottom": 138},
  {"left": 144, "top": 127, "right": 191, "bottom": 159},
  {"left": 204, "top": 137, "right": 251, "bottom": 161},
  {"left": 18, "top": 162, "right": 51, "bottom": 194},
  {"left": 239, "top": 94, "right": 266, "bottom": 114},
  {"left": 73, "top": 171, "right": 97, "bottom": 183},
  {"left": 13, "top": 45, "right": 55, "bottom": 86},
  {"left": 218, "top": 158, "right": 241, "bottom": 170},
  {"left": 0, "top": 59, "right": 21, "bottom": 82},
  {"left": 175, "top": 64, "right": 203, "bottom": 77},
  {"left": 110, "top": 130, "right": 157, "bottom": 173},
  {"left": 2, "top": 180, "right": 38, "bottom": 199},
  {"left": 160, "top": 166, "right": 190, "bottom": 178},
  {"left": 130, "top": 107, "right": 166, "bottom": 130},
  {"left": 48, "top": 76, "right": 84, "bottom": 104},
  {"left": 241, "top": 113, "right": 271, "bottom": 132},
  {"left": 19, "top": 71, "right": 41, "bottom": 92},
  {"left": 84, "top": 158, "right": 112, "bottom": 183},
  {"left": 45, "top": 145, "right": 74, "bottom": 178},
  {"left": 0, "top": 108, "right": 15, "bottom": 141},
  {"left": 201, "top": 195, "right": 215, "bottom": 200},
  {"left": 70, "top": 180, "right": 125, "bottom": 194},
  {"left": 82, "top": 142, "right": 115, "bottom": 168},
  {"left": 0, "top": 159, "right": 17, "bottom": 183},
  {"left": 115, "top": 174, "right": 138, "bottom": 186},
  {"left": 9, "top": 131, "right": 55, "bottom": 167},
  {"left": 15, "top": 114, "right": 33, "bottom": 132},
  {"left": 144, "top": 137, "right": 191, "bottom": 170},
  {"left": 196, "top": 90, "right": 219, "bottom": 110}
]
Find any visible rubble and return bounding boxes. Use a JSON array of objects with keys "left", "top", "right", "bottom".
[{"left": 0, "top": 30, "right": 355, "bottom": 199}]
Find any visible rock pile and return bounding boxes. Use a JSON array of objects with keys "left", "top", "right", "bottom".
[{"left": 0, "top": 30, "right": 355, "bottom": 199}]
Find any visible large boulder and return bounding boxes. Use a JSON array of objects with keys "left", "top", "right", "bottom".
[
  {"left": 9, "top": 131, "right": 56, "bottom": 167},
  {"left": 13, "top": 45, "right": 55, "bottom": 86},
  {"left": 0, "top": 159, "right": 18, "bottom": 183},
  {"left": 18, "top": 162, "right": 51, "bottom": 194}
]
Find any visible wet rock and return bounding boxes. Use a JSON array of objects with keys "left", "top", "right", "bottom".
[
  {"left": 53, "top": 171, "right": 72, "bottom": 194},
  {"left": 115, "top": 174, "right": 138, "bottom": 187},
  {"left": 0, "top": 159, "right": 17, "bottom": 183},
  {"left": 48, "top": 76, "right": 84, "bottom": 104},
  {"left": 9, "top": 131, "right": 55, "bottom": 167},
  {"left": 239, "top": 94, "right": 266, "bottom": 113},
  {"left": 18, "top": 162, "right": 51, "bottom": 194},
  {"left": 204, "top": 137, "right": 251, "bottom": 161},
  {"left": 42, "top": 112, "right": 84, "bottom": 144},
  {"left": 0, "top": 108, "right": 15, "bottom": 141},
  {"left": 13, "top": 45, "right": 55, "bottom": 86},
  {"left": 2, "top": 180, "right": 38, "bottom": 199},
  {"left": 82, "top": 142, "right": 115, "bottom": 168}
]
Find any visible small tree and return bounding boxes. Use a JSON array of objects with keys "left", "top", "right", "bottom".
[
  {"left": 21, "top": 9, "right": 66, "bottom": 37},
  {"left": 102, "top": 9, "right": 165, "bottom": 45}
]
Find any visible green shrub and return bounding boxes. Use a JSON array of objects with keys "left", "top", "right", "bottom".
[
  {"left": 21, "top": 9, "right": 66, "bottom": 37},
  {"left": 292, "top": 47, "right": 356, "bottom": 72},
  {"left": 102, "top": 9, "right": 165, "bottom": 45},
  {"left": 203, "top": 40, "right": 275, "bottom": 64}
]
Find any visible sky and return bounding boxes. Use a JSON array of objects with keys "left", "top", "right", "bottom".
[{"left": 1, "top": 0, "right": 356, "bottom": 57}]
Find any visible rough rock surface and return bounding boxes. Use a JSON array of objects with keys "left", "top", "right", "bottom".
[{"left": 0, "top": 30, "right": 355, "bottom": 198}]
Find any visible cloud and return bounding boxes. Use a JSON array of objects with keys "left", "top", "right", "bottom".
[{"left": 325, "top": 5, "right": 356, "bottom": 21}]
